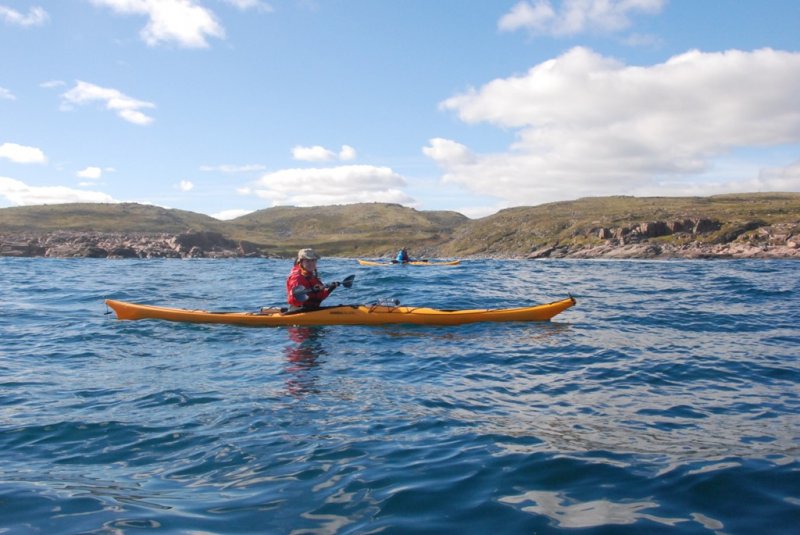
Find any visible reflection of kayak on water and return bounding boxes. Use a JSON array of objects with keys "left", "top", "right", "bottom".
[
  {"left": 357, "top": 259, "right": 461, "bottom": 266},
  {"left": 104, "top": 296, "right": 576, "bottom": 327}
]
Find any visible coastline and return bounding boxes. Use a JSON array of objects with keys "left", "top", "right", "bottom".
[
  {"left": 527, "top": 241, "right": 800, "bottom": 260},
  {"left": 2, "top": 230, "right": 798, "bottom": 260},
  {"left": 0, "top": 231, "right": 273, "bottom": 259}
]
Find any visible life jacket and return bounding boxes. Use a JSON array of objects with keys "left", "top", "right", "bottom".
[{"left": 286, "top": 263, "right": 331, "bottom": 308}]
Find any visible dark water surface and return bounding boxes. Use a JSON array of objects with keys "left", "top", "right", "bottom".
[{"left": 1, "top": 258, "right": 798, "bottom": 534}]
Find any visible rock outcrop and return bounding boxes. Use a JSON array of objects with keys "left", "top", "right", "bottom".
[
  {"left": 2, "top": 220, "right": 798, "bottom": 260},
  {"left": 593, "top": 217, "right": 722, "bottom": 243},
  {"left": 528, "top": 219, "right": 799, "bottom": 259},
  {"left": 0, "top": 231, "right": 273, "bottom": 259}
]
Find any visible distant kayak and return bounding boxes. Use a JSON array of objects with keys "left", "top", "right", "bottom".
[
  {"left": 357, "top": 259, "right": 461, "bottom": 266},
  {"left": 104, "top": 297, "right": 575, "bottom": 327}
]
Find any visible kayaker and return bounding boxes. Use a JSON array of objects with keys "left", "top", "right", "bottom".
[
  {"left": 395, "top": 247, "right": 410, "bottom": 263},
  {"left": 286, "top": 248, "right": 339, "bottom": 311}
]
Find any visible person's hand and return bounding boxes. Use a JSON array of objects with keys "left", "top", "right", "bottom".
[{"left": 328, "top": 281, "right": 340, "bottom": 290}]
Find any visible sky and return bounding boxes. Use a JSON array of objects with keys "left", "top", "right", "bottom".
[{"left": 1, "top": 1, "right": 799, "bottom": 220}]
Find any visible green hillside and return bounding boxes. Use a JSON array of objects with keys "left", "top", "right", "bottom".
[
  {"left": 1, "top": 194, "right": 798, "bottom": 258},
  {"left": 225, "top": 203, "right": 469, "bottom": 256},
  {"left": 0, "top": 202, "right": 469, "bottom": 257},
  {"left": 440, "top": 193, "right": 800, "bottom": 256},
  {"left": 0, "top": 203, "right": 225, "bottom": 234}
]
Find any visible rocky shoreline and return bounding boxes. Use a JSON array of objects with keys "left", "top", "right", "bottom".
[
  {"left": 526, "top": 219, "right": 800, "bottom": 259},
  {"left": 528, "top": 240, "right": 800, "bottom": 259},
  {"left": 1, "top": 224, "right": 799, "bottom": 260},
  {"left": 0, "top": 231, "right": 273, "bottom": 259}
]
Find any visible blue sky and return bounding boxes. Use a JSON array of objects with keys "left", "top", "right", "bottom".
[{"left": 1, "top": 0, "right": 799, "bottom": 219}]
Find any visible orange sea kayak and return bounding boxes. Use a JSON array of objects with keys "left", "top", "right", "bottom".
[
  {"left": 357, "top": 259, "right": 461, "bottom": 266},
  {"left": 105, "top": 296, "right": 575, "bottom": 327}
]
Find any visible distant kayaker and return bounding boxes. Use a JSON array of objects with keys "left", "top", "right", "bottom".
[
  {"left": 286, "top": 248, "right": 339, "bottom": 311},
  {"left": 395, "top": 247, "right": 410, "bottom": 263}
]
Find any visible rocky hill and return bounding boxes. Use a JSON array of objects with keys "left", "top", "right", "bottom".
[
  {"left": 0, "top": 202, "right": 224, "bottom": 234},
  {"left": 224, "top": 203, "right": 468, "bottom": 256},
  {"left": 441, "top": 193, "right": 800, "bottom": 259},
  {"left": 0, "top": 202, "right": 468, "bottom": 259},
  {"left": 1, "top": 194, "right": 799, "bottom": 259}
]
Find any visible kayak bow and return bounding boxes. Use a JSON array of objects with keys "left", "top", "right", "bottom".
[{"left": 104, "top": 296, "right": 575, "bottom": 327}]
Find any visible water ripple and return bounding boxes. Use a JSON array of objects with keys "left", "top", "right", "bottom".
[{"left": 0, "top": 258, "right": 798, "bottom": 533}]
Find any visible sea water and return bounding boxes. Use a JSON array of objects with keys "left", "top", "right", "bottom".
[{"left": 0, "top": 257, "right": 798, "bottom": 534}]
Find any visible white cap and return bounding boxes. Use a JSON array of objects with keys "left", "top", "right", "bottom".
[{"left": 297, "top": 248, "right": 320, "bottom": 261}]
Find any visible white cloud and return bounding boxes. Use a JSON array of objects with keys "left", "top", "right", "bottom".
[
  {"left": 77, "top": 166, "right": 103, "bottom": 180},
  {"left": 199, "top": 163, "right": 267, "bottom": 173},
  {"left": 40, "top": 80, "right": 66, "bottom": 89},
  {"left": 432, "top": 47, "right": 800, "bottom": 205},
  {"left": 422, "top": 138, "right": 474, "bottom": 166},
  {"left": 498, "top": 0, "right": 555, "bottom": 33},
  {"left": 0, "top": 5, "right": 49, "bottom": 27},
  {"left": 179, "top": 180, "right": 194, "bottom": 191},
  {"left": 339, "top": 145, "right": 357, "bottom": 161},
  {"left": 250, "top": 165, "right": 414, "bottom": 206},
  {"left": 755, "top": 161, "right": 800, "bottom": 192},
  {"left": 499, "top": 0, "right": 666, "bottom": 36},
  {"left": 222, "top": 0, "right": 273, "bottom": 13},
  {"left": 0, "top": 86, "right": 15, "bottom": 100},
  {"left": 61, "top": 80, "right": 155, "bottom": 125},
  {"left": 211, "top": 208, "right": 254, "bottom": 220},
  {"left": 293, "top": 145, "right": 336, "bottom": 162},
  {"left": 90, "top": 0, "right": 224, "bottom": 48},
  {"left": 292, "top": 144, "right": 358, "bottom": 162},
  {"left": 0, "top": 176, "right": 115, "bottom": 205},
  {"left": 0, "top": 143, "right": 47, "bottom": 164}
]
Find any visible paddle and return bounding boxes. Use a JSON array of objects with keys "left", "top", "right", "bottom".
[
  {"left": 391, "top": 258, "right": 427, "bottom": 264},
  {"left": 292, "top": 274, "right": 355, "bottom": 303}
]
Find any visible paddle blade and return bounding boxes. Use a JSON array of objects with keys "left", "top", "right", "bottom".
[{"left": 341, "top": 274, "right": 355, "bottom": 288}]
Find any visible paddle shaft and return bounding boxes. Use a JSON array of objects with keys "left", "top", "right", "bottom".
[{"left": 293, "top": 274, "right": 355, "bottom": 299}]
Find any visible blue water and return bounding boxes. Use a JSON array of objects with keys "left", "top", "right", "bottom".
[{"left": 1, "top": 258, "right": 798, "bottom": 534}]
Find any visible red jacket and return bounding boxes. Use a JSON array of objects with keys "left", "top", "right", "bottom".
[{"left": 286, "top": 264, "right": 332, "bottom": 308}]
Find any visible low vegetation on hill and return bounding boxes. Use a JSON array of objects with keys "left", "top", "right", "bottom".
[
  {"left": 440, "top": 193, "right": 800, "bottom": 256},
  {"left": 0, "top": 203, "right": 224, "bottom": 234},
  {"left": 1, "top": 194, "right": 798, "bottom": 258},
  {"left": 0, "top": 202, "right": 468, "bottom": 257},
  {"left": 225, "top": 203, "right": 468, "bottom": 256}
]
